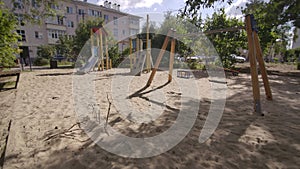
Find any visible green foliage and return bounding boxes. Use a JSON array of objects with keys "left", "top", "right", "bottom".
[
  {"left": 9, "top": 0, "right": 60, "bottom": 24},
  {"left": 37, "top": 45, "right": 56, "bottom": 59},
  {"left": 181, "top": 0, "right": 299, "bottom": 28},
  {"left": 33, "top": 57, "right": 49, "bottom": 66},
  {"left": 284, "top": 47, "right": 300, "bottom": 62},
  {"left": 73, "top": 19, "right": 104, "bottom": 57},
  {"left": 242, "top": 0, "right": 293, "bottom": 53},
  {"left": 204, "top": 9, "right": 246, "bottom": 68},
  {"left": 109, "top": 45, "right": 121, "bottom": 67},
  {"left": 0, "top": 2, "right": 20, "bottom": 67},
  {"left": 56, "top": 35, "right": 74, "bottom": 60}
]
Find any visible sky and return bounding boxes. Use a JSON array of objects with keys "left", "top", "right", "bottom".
[{"left": 88, "top": 0, "right": 249, "bottom": 23}]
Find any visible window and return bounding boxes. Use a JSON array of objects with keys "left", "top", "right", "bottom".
[
  {"left": 113, "top": 28, "right": 118, "bottom": 37},
  {"left": 78, "top": 9, "right": 84, "bottom": 15},
  {"left": 122, "top": 29, "right": 126, "bottom": 36},
  {"left": 17, "top": 30, "right": 26, "bottom": 41},
  {"left": 67, "top": 7, "right": 73, "bottom": 14},
  {"left": 113, "top": 16, "right": 118, "bottom": 25},
  {"left": 31, "top": 0, "right": 39, "bottom": 8},
  {"left": 48, "top": 30, "right": 65, "bottom": 39},
  {"left": 67, "top": 21, "right": 74, "bottom": 28},
  {"left": 130, "top": 29, "right": 138, "bottom": 36},
  {"left": 57, "top": 16, "right": 64, "bottom": 25},
  {"left": 97, "top": 11, "right": 102, "bottom": 17},
  {"left": 104, "top": 14, "right": 109, "bottom": 22},
  {"left": 35, "top": 31, "right": 43, "bottom": 39},
  {"left": 130, "top": 18, "right": 139, "bottom": 25},
  {"left": 14, "top": 0, "right": 24, "bottom": 9},
  {"left": 15, "top": 13, "right": 25, "bottom": 26},
  {"left": 50, "top": 3, "right": 59, "bottom": 10}
]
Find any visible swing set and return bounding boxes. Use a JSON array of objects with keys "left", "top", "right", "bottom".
[{"left": 141, "top": 14, "right": 272, "bottom": 115}]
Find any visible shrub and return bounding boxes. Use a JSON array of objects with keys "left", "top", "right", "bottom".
[{"left": 33, "top": 57, "right": 49, "bottom": 66}]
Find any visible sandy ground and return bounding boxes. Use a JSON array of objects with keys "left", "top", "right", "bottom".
[{"left": 0, "top": 64, "right": 300, "bottom": 169}]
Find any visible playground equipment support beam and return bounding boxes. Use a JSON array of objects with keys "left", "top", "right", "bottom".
[
  {"left": 253, "top": 32, "right": 273, "bottom": 100},
  {"left": 246, "top": 14, "right": 262, "bottom": 114},
  {"left": 146, "top": 30, "right": 173, "bottom": 87},
  {"left": 168, "top": 37, "right": 176, "bottom": 82}
]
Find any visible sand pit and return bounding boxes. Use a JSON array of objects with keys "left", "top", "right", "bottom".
[{"left": 0, "top": 64, "right": 300, "bottom": 168}]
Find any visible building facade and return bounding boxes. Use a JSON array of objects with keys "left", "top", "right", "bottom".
[{"left": 4, "top": 0, "right": 141, "bottom": 61}]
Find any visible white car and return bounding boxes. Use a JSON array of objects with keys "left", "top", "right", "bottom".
[{"left": 230, "top": 54, "right": 246, "bottom": 63}]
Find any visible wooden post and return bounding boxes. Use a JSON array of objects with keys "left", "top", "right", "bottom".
[
  {"left": 253, "top": 32, "right": 272, "bottom": 100},
  {"left": 129, "top": 38, "right": 133, "bottom": 70},
  {"left": 136, "top": 37, "right": 139, "bottom": 64},
  {"left": 146, "top": 30, "right": 172, "bottom": 87},
  {"left": 245, "top": 14, "right": 262, "bottom": 114},
  {"left": 110, "top": 59, "right": 112, "bottom": 69},
  {"left": 105, "top": 36, "right": 109, "bottom": 70},
  {"left": 96, "top": 30, "right": 101, "bottom": 71},
  {"left": 97, "top": 29, "right": 102, "bottom": 71},
  {"left": 146, "top": 14, "right": 151, "bottom": 73},
  {"left": 168, "top": 37, "right": 176, "bottom": 82}
]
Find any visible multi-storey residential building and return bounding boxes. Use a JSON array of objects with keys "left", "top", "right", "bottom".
[{"left": 3, "top": 0, "right": 141, "bottom": 61}]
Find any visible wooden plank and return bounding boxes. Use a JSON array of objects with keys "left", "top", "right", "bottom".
[
  {"left": 245, "top": 15, "right": 262, "bottom": 114},
  {"left": 146, "top": 30, "right": 172, "bottom": 87},
  {"left": 146, "top": 14, "right": 151, "bottom": 73},
  {"left": 98, "top": 29, "right": 103, "bottom": 71},
  {"left": 129, "top": 38, "right": 132, "bottom": 70},
  {"left": 105, "top": 35, "right": 108, "bottom": 70},
  {"left": 253, "top": 32, "right": 273, "bottom": 100},
  {"left": 168, "top": 37, "right": 176, "bottom": 82}
]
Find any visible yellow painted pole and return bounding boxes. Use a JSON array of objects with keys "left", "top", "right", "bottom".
[
  {"left": 96, "top": 29, "right": 101, "bottom": 71},
  {"left": 146, "top": 14, "right": 151, "bottom": 73},
  {"left": 129, "top": 38, "right": 132, "bottom": 70},
  {"left": 168, "top": 37, "right": 176, "bottom": 82},
  {"left": 98, "top": 29, "right": 103, "bottom": 71},
  {"left": 105, "top": 35, "right": 109, "bottom": 70},
  {"left": 136, "top": 37, "right": 139, "bottom": 65},
  {"left": 146, "top": 30, "right": 172, "bottom": 87},
  {"left": 245, "top": 14, "right": 261, "bottom": 114},
  {"left": 253, "top": 32, "right": 272, "bottom": 100}
]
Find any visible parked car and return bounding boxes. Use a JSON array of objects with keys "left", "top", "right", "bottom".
[{"left": 230, "top": 54, "right": 246, "bottom": 63}]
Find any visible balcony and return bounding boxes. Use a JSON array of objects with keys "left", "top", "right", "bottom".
[{"left": 46, "top": 23, "right": 67, "bottom": 31}]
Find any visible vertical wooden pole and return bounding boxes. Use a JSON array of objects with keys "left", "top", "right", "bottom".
[
  {"left": 96, "top": 30, "right": 100, "bottom": 71},
  {"left": 168, "top": 37, "right": 176, "bottom": 82},
  {"left": 105, "top": 35, "right": 109, "bottom": 70},
  {"left": 129, "top": 38, "right": 132, "bottom": 70},
  {"left": 110, "top": 59, "right": 112, "bottom": 69},
  {"left": 98, "top": 29, "right": 103, "bottom": 71},
  {"left": 253, "top": 32, "right": 272, "bottom": 100},
  {"left": 136, "top": 37, "right": 139, "bottom": 65},
  {"left": 146, "top": 14, "right": 151, "bottom": 73},
  {"left": 146, "top": 30, "right": 172, "bottom": 87},
  {"left": 245, "top": 14, "right": 261, "bottom": 114}
]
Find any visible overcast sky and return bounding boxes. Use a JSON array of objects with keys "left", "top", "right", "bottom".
[{"left": 88, "top": 0, "right": 249, "bottom": 22}]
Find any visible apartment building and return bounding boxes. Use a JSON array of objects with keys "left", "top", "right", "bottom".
[{"left": 4, "top": 0, "right": 141, "bottom": 60}]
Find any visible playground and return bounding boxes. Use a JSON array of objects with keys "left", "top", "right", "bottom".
[
  {"left": 1, "top": 15, "right": 300, "bottom": 169},
  {"left": 1, "top": 63, "right": 300, "bottom": 168}
]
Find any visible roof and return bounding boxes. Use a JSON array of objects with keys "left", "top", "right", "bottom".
[{"left": 71, "top": 0, "right": 142, "bottom": 19}]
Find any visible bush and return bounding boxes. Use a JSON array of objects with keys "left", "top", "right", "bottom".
[{"left": 33, "top": 57, "right": 49, "bottom": 66}]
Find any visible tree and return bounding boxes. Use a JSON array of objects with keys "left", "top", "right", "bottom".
[
  {"left": 37, "top": 45, "right": 55, "bottom": 59},
  {"left": 242, "top": 0, "right": 294, "bottom": 55},
  {"left": 72, "top": 18, "right": 104, "bottom": 58},
  {"left": 8, "top": 0, "right": 62, "bottom": 24},
  {"left": 203, "top": 9, "right": 247, "bottom": 68},
  {"left": 56, "top": 35, "right": 74, "bottom": 60},
  {"left": 181, "top": 0, "right": 299, "bottom": 28},
  {"left": 0, "top": 2, "right": 20, "bottom": 67}
]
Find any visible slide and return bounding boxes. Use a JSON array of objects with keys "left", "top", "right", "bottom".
[{"left": 77, "top": 47, "right": 99, "bottom": 74}]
